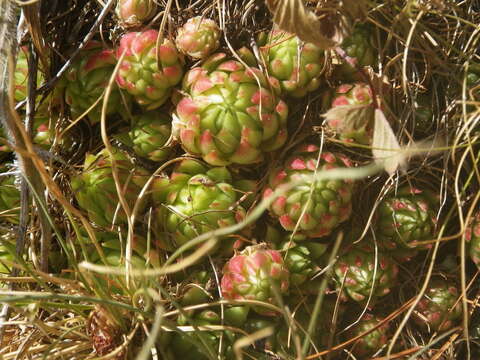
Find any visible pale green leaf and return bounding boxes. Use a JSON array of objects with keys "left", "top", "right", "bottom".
[{"left": 372, "top": 109, "right": 403, "bottom": 175}]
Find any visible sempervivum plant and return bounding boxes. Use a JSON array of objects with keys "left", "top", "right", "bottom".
[
  {"left": 90, "top": 245, "right": 147, "bottom": 292},
  {"left": 325, "top": 83, "right": 374, "bottom": 145},
  {"left": 71, "top": 147, "right": 150, "bottom": 228},
  {"left": 14, "top": 48, "right": 56, "bottom": 148},
  {"left": 265, "top": 224, "right": 327, "bottom": 286},
  {"left": 376, "top": 186, "right": 437, "bottom": 258},
  {"left": 263, "top": 144, "right": 354, "bottom": 241},
  {"left": 466, "top": 211, "right": 480, "bottom": 266},
  {"left": 0, "top": 239, "right": 15, "bottom": 277},
  {"left": 333, "top": 247, "right": 398, "bottom": 303},
  {"left": 65, "top": 42, "right": 131, "bottom": 124},
  {"left": 116, "top": 29, "right": 183, "bottom": 109},
  {"left": 261, "top": 29, "right": 324, "bottom": 97},
  {"left": 413, "top": 279, "right": 462, "bottom": 332},
  {"left": 278, "top": 240, "right": 326, "bottom": 286},
  {"left": 32, "top": 116, "right": 54, "bottom": 149},
  {"left": 14, "top": 46, "right": 44, "bottom": 102},
  {"left": 221, "top": 245, "right": 289, "bottom": 315},
  {"left": 115, "top": 0, "right": 157, "bottom": 27},
  {"left": 151, "top": 159, "right": 253, "bottom": 251},
  {"left": 335, "top": 23, "right": 376, "bottom": 80},
  {"left": 0, "top": 168, "right": 20, "bottom": 224},
  {"left": 345, "top": 313, "right": 389, "bottom": 358},
  {"left": 467, "top": 63, "right": 480, "bottom": 86},
  {"left": 175, "top": 16, "right": 221, "bottom": 59},
  {"left": 413, "top": 93, "right": 435, "bottom": 134},
  {"left": 0, "top": 128, "right": 10, "bottom": 152},
  {"left": 173, "top": 52, "right": 288, "bottom": 166},
  {"left": 277, "top": 297, "right": 341, "bottom": 353},
  {"left": 169, "top": 309, "right": 236, "bottom": 360},
  {"left": 129, "top": 110, "right": 172, "bottom": 162}
]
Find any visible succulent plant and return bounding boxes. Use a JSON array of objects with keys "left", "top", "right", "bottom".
[
  {"left": 261, "top": 29, "right": 324, "bottom": 97},
  {"left": 128, "top": 110, "right": 172, "bottom": 162},
  {"left": 71, "top": 147, "right": 150, "bottom": 227},
  {"left": 345, "top": 313, "right": 389, "bottom": 358},
  {"left": 32, "top": 116, "right": 54, "bottom": 149},
  {"left": 90, "top": 246, "right": 147, "bottom": 291},
  {"left": 0, "top": 168, "right": 20, "bottom": 224},
  {"left": 179, "top": 270, "right": 212, "bottom": 306},
  {"left": 413, "top": 93, "right": 435, "bottom": 133},
  {"left": 277, "top": 296, "right": 341, "bottom": 354},
  {"left": 13, "top": 47, "right": 57, "bottom": 148},
  {"left": 116, "top": 29, "right": 183, "bottom": 110},
  {"left": 176, "top": 16, "right": 221, "bottom": 59},
  {"left": 265, "top": 224, "right": 328, "bottom": 278},
  {"left": 414, "top": 279, "right": 462, "bottom": 332},
  {"left": 65, "top": 41, "right": 131, "bottom": 124},
  {"left": 221, "top": 245, "right": 290, "bottom": 315},
  {"left": 278, "top": 240, "right": 326, "bottom": 286},
  {"left": 14, "top": 46, "right": 44, "bottom": 103},
  {"left": 466, "top": 211, "right": 480, "bottom": 266},
  {"left": 115, "top": 0, "right": 157, "bottom": 27},
  {"left": 333, "top": 247, "right": 399, "bottom": 303},
  {"left": 467, "top": 63, "right": 480, "bottom": 87},
  {"left": 376, "top": 186, "right": 437, "bottom": 257},
  {"left": 0, "top": 127, "right": 10, "bottom": 152},
  {"left": 242, "top": 315, "right": 279, "bottom": 353},
  {"left": 325, "top": 83, "right": 374, "bottom": 145},
  {"left": 263, "top": 144, "right": 354, "bottom": 241},
  {"left": 151, "top": 159, "right": 253, "bottom": 252},
  {"left": 335, "top": 23, "right": 376, "bottom": 80},
  {"left": 173, "top": 52, "right": 288, "bottom": 166},
  {"left": 169, "top": 309, "right": 236, "bottom": 360},
  {"left": 0, "top": 239, "right": 15, "bottom": 277}
]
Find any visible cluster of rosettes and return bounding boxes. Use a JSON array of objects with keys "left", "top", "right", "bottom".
[{"left": 59, "top": 15, "right": 393, "bottom": 341}]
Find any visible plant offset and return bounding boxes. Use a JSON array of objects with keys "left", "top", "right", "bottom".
[{"left": 0, "top": 1, "right": 479, "bottom": 359}]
